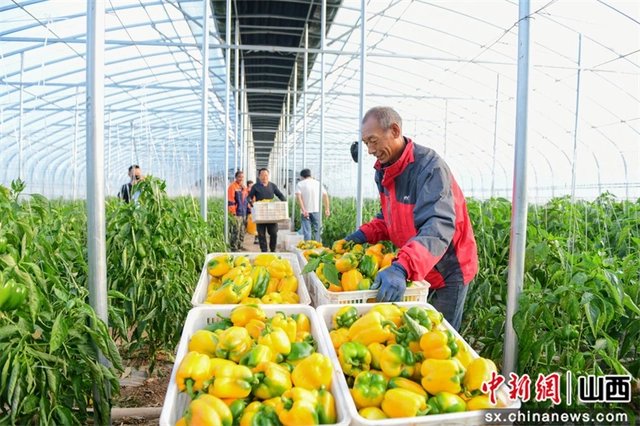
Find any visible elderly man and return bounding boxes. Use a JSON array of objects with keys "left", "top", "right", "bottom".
[{"left": 338, "top": 106, "right": 478, "bottom": 331}]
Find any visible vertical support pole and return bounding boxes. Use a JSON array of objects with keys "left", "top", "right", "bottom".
[
  {"left": 503, "top": 0, "right": 531, "bottom": 377},
  {"left": 317, "top": 0, "right": 326, "bottom": 241},
  {"left": 443, "top": 100, "right": 448, "bottom": 160},
  {"left": 223, "top": 0, "right": 231, "bottom": 244},
  {"left": 240, "top": 60, "right": 244, "bottom": 176},
  {"left": 130, "top": 122, "right": 134, "bottom": 170},
  {"left": 303, "top": 24, "right": 308, "bottom": 168},
  {"left": 73, "top": 87, "right": 80, "bottom": 199},
  {"left": 570, "top": 34, "right": 582, "bottom": 203},
  {"left": 234, "top": 19, "right": 240, "bottom": 174},
  {"left": 286, "top": 85, "right": 292, "bottom": 229},
  {"left": 356, "top": 0, "right": 366, "bottom": 228},
  {"left": 491, "top": 74, "right": 500, "bottom": 199},
  {"left": 107, "top": 109, "right": 112, "bottom": 195},
  {"left": 201, "top": 0, "right": 210, "bottom": 220},
  {"left": 292, "top": 65, "right": 298, "bottom": 230},
  {"left": 18, "top": 52, "right": 25, "bottom": 180},
  {"left": 86, "top": 1, "right": 110, "bottom": 424}
]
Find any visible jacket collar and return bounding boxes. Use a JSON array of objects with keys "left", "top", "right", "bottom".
[{"left": 374, "top": 137, "right": 415, "bottom": 181}]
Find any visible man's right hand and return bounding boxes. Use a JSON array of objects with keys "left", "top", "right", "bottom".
[{"left": 344, "top": 229, "right": 366, "bottom": 244}]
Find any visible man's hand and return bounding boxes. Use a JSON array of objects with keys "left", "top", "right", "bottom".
[
  {"left": 325, "top": 208, "right": 330, "bottom": 217},
  {"left": 344, "top": 229, "right": 366, "bottom": 244},
  {"left": 302, "top": 209, "right": 309, "bottom": 218},
  {"left": 371, "top": 262, "right": 407, "bottom": 302}
]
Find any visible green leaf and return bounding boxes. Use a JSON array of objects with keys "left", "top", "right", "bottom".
[
  {"left": 584, "top": 302, "right": 601, "bottom": 337},
  {"left": 49, "top": 313, "right": 68, "bottom": 354},
  {"left": 323, "top": 263, "right": 340, "bottom": 287},
  {"left": 623, "top": 293, "right": 640, "bottom": 316}
]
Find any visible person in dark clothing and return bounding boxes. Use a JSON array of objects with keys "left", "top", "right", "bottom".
[
  {"left": 118, "top": 165, "right": 144, "bottom": 203},
  {"left": 247, "top": 168, "right": 286, "bottom": 252}
]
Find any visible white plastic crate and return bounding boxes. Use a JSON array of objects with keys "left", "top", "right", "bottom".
[
  {"left": 191, "top": 252, "right": 311, "bottom": 306},
  {"left": 159, "top": 305, "right": 351, "bottom": 426},
  {"left": 315, "top": 302, "right": 521, "bottom": 426},
  {"left": 252, "top": 201, "right": 289, "bottom": 223},
  {"left": 278, "top": 220, "right": 292, "bottom": 231},
  {"left": 309, "top": 269, "right": 430, "bottom": 306}
]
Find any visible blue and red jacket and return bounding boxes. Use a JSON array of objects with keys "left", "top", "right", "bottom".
[
  {"left": 228, "top": 181, "right": 248, "bottom": 216},
  {"left": 359, "top": 138, "right": 478, "bottom": 290}
]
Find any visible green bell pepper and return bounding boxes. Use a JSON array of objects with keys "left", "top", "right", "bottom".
[
  {"left": 338, "top": 341, "right": 372, "bottom": 377},
  {"left": 404, "top": 307, "right": 432, "bottom": 330},
  {"left": 249, "top": 266, "right": 271, "bottom": 298},
  {"left": 427, "top": 392, "right": 467, "bottom": 414},
  {"left": 285, "top": 342, "right": 316, "bottom": 366},
  {"left": 252, "top": 362, "right": 292, "bottom": 400},
  {"left": 358, "top": 254, "right": 379, "bottom": 279},
  {"left": 350, "top": 371, "right": 387, "bottom": 409},
  {"left": 239, "top": 345, "right": 274, "bottom": 368},
  {"left": 332, "top": 305, "right": 358, "bottom": 329}
]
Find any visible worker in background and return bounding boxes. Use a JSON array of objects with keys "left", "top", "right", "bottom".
[
  {"left": 118, "top": 165, "right": 144, "bottom": 203},
  {"left": 295, "top": 168, "right": 330, "bottom": 241},
  {"left": 247, "top": 168, "right": 286, "bottom": 252},
  {"left": 338, "top": 106, "right": 478, "bottom": 331},
  {"left": 227, "top": 171, "right": 248, "bottom": 252},
  {"left": 246, "top": 180, "right": 259, "bottom": 245}
]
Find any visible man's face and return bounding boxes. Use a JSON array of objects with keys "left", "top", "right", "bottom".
[
  {"left": 259, "top": 170, "right": 269, "bottom": 184},
  {"left": 236, "top": 173, "right": 244, "bottom": 184},
  {"left": 129, "top": 167, "right": 142, "bottom": 181},
  {"left": 361, "top": 118, "right": 402, "bottom": 164}
]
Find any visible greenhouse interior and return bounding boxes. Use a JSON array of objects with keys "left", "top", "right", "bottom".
[{"left": 0, "top": 0, "right": 638, "bottom": 425}]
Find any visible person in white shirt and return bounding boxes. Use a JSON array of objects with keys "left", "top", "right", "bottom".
[{"left": 295, "top": 169, "right": 330, "bottom": 241}]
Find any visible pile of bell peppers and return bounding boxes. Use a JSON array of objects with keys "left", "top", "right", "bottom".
[
  {"left": 329, "top": 303, "right": 502, "bottom": 419},
  {"left": 205, "top": 254, "right": 301, "bottom": 305},
  {"left": 175, "top": 305, "right": 337, "bottom": 426},
  {"left": 300, "top": 241, "right": 407, "bottom": 293}
]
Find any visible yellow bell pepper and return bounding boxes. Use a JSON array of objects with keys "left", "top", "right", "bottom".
[
  {"left": 279, "top": 291, "right": 300, "bottom": 304},
  {"left": 368, "top": 369, "right": 391, "bottom": 385},
  {"left": 253, "top": 253, "right": 278, "bottom": 267},
  {"left": 240, "top": 297, "right": 263, "bottom": 305},
  {"left": 252, "top": 362, "right": 293, "bottom": 399},
  {"left": 454, "top": 338, "right": 474, "bottom": 368},
  {"left": 230, "top": 304, "right": 267, "bottom": 327},
  {"left": 268, "top": 311, "right": 298, "bottom": 342},
  {"left": 379, "top": 344, "right": 415, "bottom": 379},
  {"left": 239, "top": 401, "right": 281, "bottom": 426},
  {"left": 466, "top": 394, "right": 498, "bottom": 411},
  {"left": 258, "top": 325, "right": 292, "bottom": 358},
  {"left": 234, "top": 255, "right": 252, "bottom": 269},
  {"left": 314, "top": 388, "right": 337, "bottom": 424},
  {"left": 348, "top": 311, "right": 394, "bottom": 346},
  {"left": 291, "top": 353, "right": 333, "bottom": 390},
  {"left": 335, "top": 252, "right": 359, "bottom": 273},
  {"left": 207, "top": 275, "right": 253, "bottom": 304},
  {"left": 367, "top": 342, "right": 384, "bottom": 370},
  {"left": 239, "top": 345, "right": 274, "bottom": 368},
  {"left": 341, "top": 269, "right": 364, "bottom": 292},
  {"left": 181, "top": 394, "right": 233, "bottom": 426},
  {"left": 276, "top": 387, "right": 320, "bottom": 426},
  {"left": 291, "top": 313, "right": 311, "bottom": 333},
  {"left": 207, "top": 254, "right": 235, "bottom": 277},
  {"left": 208, "top": 363, "right": 255, "bottom": 399},
  {"left": 188, "top": 329, "right": 221, "bottom": 358},
  {"left": 411, "top": 360, "right": 423, "bottom": 383},
  {"left": 245, "top": 318, "right": 266, "bottom": 339},
  {"left": 381, "top": 388, "right": 428, "bottom": 418},
  {"left": 208, "top": 277, "right": 222, "bottom": 292},
  {"left": 426, "top": 309, "right": 443, "bottom": 328},
  {"left": 266, "top": 277, "right": 280, "bottom": 295},
  {"left": 216, "top": 327, "right": 252, "bottom": 363},
  {"left": 331, "top": 239, "right": 350, "bottom": 254},
  {"left": 295, "top": 331, "right": 311, "bottom": 343},
  {"left": 370, "top": 304, "right": 403, "bottom": 327},
  {"left": 419, "top": 329, "right": 459, "bottom": 360},
  {"left": 421, "top": 358, "right": 466, "bottom": 395},
  {"left": 262, "top": 292, "right": 283, "bottom": 304},
  {"left": 359, "top": 407, "right": 388, "bottom": 420},
  {"left": 277, "top": 275, "right": 298, "bottom": 293},
  {"left": 267, "top": 259, "right": 288, "bottom": 280},
  {"left": 222, "top": 266, "right": 247, "bottom": 283},
  {"left": 329, "top": 328, "right": 350, "bottom": 351},
  {"left": 175, "top": 351, "right": 216, "bottom": 396},
  {"left": 387, "top": 377, "right": 427, "bottom": 398},
  {"left": 463, "top": 357, "right": 498, "bottom": 397}
]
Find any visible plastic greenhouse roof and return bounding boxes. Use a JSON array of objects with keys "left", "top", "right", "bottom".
[{"left": 0, "top": 0, "right": 638, "bottom": 201}]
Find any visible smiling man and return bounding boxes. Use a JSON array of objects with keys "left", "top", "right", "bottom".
[{"left": 337, "top": 106, "right": 478, "bottom": 331}]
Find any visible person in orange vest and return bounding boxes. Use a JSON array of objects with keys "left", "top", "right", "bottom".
[{"left": 227, "top": 171, "right": 249, "bottom": 252}]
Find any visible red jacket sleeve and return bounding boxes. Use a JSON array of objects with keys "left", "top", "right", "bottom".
[
  {"left": 227, "top": 184, "right": 237, "bottom": 214},
  {"left": 359, "top": 209, "right": 389, "bottom": 243},
  {"left": 395, "top": 162, "right": 456, "bottom": 281}
]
